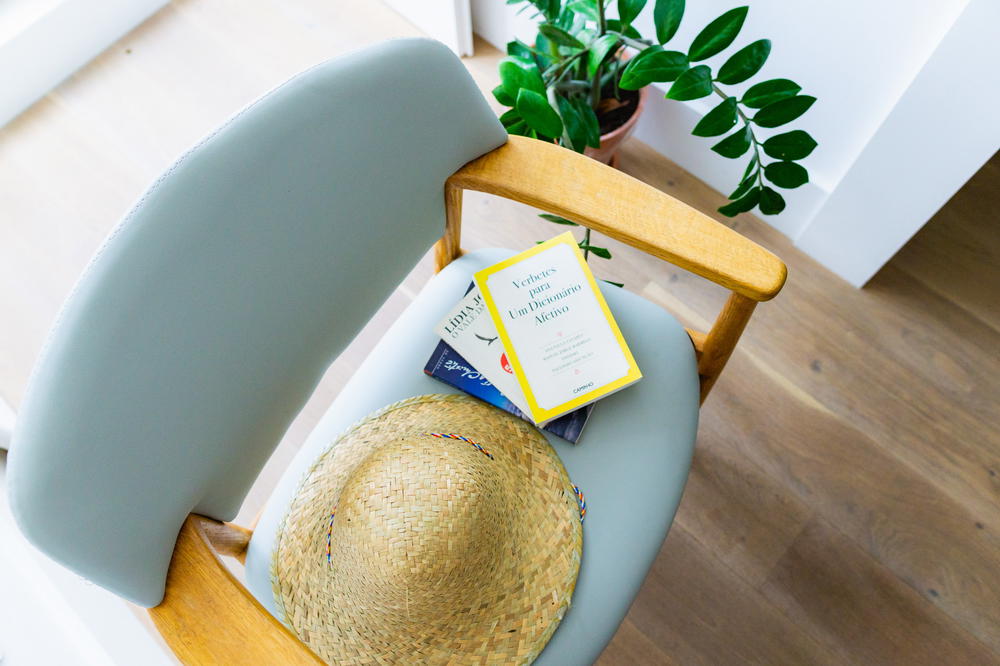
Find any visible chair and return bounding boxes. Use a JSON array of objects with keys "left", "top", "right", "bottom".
[{"left": 7, "top": 39, "right": 785, "bottom": 664}]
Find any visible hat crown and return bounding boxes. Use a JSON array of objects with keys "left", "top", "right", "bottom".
[
  {"left": 331, "top": 436, "right": 507, "bottom": 613},
  {"left": 273, "top": 394, "right": 582, "bottom": 665}
]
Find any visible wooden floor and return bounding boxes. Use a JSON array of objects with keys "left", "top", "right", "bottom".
[{"left": 2, "top": 1, "right": 998, "bottom": 663}]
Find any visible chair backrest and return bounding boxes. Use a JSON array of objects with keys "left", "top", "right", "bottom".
[{"left": 7, "top": 38, "right": 506, "bottom": 606}]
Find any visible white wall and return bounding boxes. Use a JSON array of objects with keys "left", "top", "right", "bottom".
[
  {"left": 471, "top": 0, "right": 536, "bottom": 49},
  {"left": 631, "top": 0, "right": 969, "bottom": 193},
  {"left": 631, "top": 0, "right": 971, "bottom": 239},
  {"left": 796, "top": 0, "right": 1000, "bottom": 285},
  {"left": 471, "top": 0, "right": 993, "bottom": 284},
  {"left": 384, "top": 0, "right": 473, "bottom": 55}
]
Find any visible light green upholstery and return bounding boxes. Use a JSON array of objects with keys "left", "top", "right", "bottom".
[
  {"left": 245, "top": 249, "right": 699, "bottom": 665},
  {"left": 7, "top": 38, "right": 506, "bottom": 607},
  {"left": 8, "top": 37, "right": 700, "bottom": 664}
]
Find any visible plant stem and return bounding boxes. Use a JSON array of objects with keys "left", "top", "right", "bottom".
[
  {"left": 713, "top": 83, "right": 764, "bottom": 189},
  {"left": 593, "top": 0, "right": 608, "bottom": 107},
  {"left": 582, "top": 228, "right": 591, "bottom": 260},
  {"left": 548, "top": 86, "right": 574, "bottom": 147},
  {"left": 547, "top": 49, "right": 587, "bottom": 85},
  {"left": 619, "top": 35, "right": 653, "bottom": 51},
  {"left": 555, "top": 80, "right": 591, "bottom": 94},
  {"left": 547, "top": 35, "right": 561, "bottom": 60}
]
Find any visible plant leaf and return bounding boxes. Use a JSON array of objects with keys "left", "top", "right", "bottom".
[
  {"left": 753, "top": 95, "right": 816, "bottom": 128},
  {"left": 764, "top": 160, "right": 809, "bottom": 188},
  {"left": 540, "top": 213, "right": 579, "bottom": 225},
  {"left": 711, "top": 124, "right": 752, "bottom": 158},
  {"left": 507, "top": 39, "right": 534, "bottom": 62},
  {"left": 493, "top": 85, "right": 515, "bottom": 107},
  {"left": 555, "top": 96, "right": 588, "bottom": 152},
  {"left": 665, "top": 64, "right": 713, "bottom": 100},
  {"left": 499, "top": 57, "right": 545, "bottom": 97},
  {"left": 653, "top": 0, "right": 685, "bottom": 44},
  {"left": 603, "top": 279, "right": 625, "bottom": 287},
  {"left": 539, "top": 24, "right": 585, "bottom": 49},
  {"left": 605, "top": 19, "right": 642, "bottom": 38},
  {"left": 716, "top": 39, "right": 770, "bottom": 84},
  {"left": 717, "top": 186, "right": 760, "bottom": 217},
  {"left": 618, "top": 0, "right": 647, "bottom": 27},
  {"left": 688, "top": 6, "right": 748, "bottom": 62},
  {"left": 581, "top": 244, "right": 612, "bottom": 259},
  {"left": 526, "top": 0, "right": 560, "bottom": 20},
  {"left": 499, "top": 108, "right": 521, "bottom": 127},
  {"left": 741, "top": 78, "right": 801, "bottom": 108},
  {"left": 506, "top": 120, "right": 530, "bottom": 136},
  {"left": 729, "top": 172, "right": 757, "bottom": 200},
  {"left": 758, "top": 186, "right": 786, "bottom": 215},
  {"left": 619, "top": 47, "right": 689, "bottom": 89},
  {"left": 588, "top": 34, "right": 621, "bottom": 76},
  {"left": 567, "top": 0, "right": 599, "bottom": 21},
  {"left": 516, "top": 89, "right": 564, "bottom": 138},
  {"left": 762, "top": 129, "right": 817, "bottom": 160},
  {"left": 534, "top": 31, "right": 554, "bottom": 67},
  {"left": 741, "top": 152, "right": 759, "bottom": 180},
  {"left": 570, "top": 96, "right": 602, "bottom": 147},
  {"left": 692, "top": 96, "right": 738, "bottom": 137}
]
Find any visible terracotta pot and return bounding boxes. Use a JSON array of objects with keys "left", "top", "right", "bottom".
[{"left": 584, "top": 84, "right": 649, "bottom": 167}]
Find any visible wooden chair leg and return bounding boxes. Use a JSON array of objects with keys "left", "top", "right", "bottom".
[
  {"left": 434, "top": 182, "right": 463, "bottom": 272},
  {"left": 697, "top": 292, "right": 757, "bottom": 403}
]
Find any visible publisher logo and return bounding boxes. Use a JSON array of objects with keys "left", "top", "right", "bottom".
[
  {"left": 501, "top": 353, "right": 513, "bottom": 374},
  {"left": 573, "top": 381, "right": 594, "bottom": 394}
]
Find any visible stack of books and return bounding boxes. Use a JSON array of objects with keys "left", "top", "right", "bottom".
[{"left": 424, "top": 232, "right": 642, "bottom": 444}]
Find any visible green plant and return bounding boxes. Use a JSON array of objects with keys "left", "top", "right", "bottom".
[{"left": 496, "top": 0, "right": 817, "bottom": 262}]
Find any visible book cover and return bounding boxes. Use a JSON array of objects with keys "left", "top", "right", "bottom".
[
  {"left": 473, "top": 231, "right": 642, "bottom": 425},
  {"left": 434, "top": 283, "right": 532, "bottom": 415},
  {"left": 423, "top": 340, "right": 593, "bottom": 444}
]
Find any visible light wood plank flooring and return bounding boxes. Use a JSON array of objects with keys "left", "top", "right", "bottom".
[{"left": 1, "top": 2, "right": 997, "bottom": 663}]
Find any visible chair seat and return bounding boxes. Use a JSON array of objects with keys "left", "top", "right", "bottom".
[{"left": 245, "top": 248, "right": 700, "bottom": 665}]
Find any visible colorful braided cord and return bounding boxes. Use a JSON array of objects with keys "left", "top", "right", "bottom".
[
  {"left": 424, "top": 432, "right": 494, "bottom": 460},
  {"left": 573, "top": 485, "right": 586, "bottom": 523},
  {"left": 325, "top": 507, "right": 337, "bottom": 566}
]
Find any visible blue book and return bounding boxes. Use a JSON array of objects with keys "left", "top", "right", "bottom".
[{"left": 423, "top": 339, "right": 593, "bottom": 444}]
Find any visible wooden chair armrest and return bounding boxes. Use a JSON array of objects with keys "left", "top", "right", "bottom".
[
  {"left": 149, "top": 514, "right": 321, "bottom": 665},
  {"left": 447, "top": 135, "right": 786, "bottom": 302},
  {"left": 439, "top": 135, "right": 788, "bottom": 402}
]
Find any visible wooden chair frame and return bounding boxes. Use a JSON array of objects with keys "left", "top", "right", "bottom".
[
  {"left": 437, "top": 136, "right": 786, "bottom": 402},
  {"left": 149, "top": 135, "right": 786, "bottom": 664}
]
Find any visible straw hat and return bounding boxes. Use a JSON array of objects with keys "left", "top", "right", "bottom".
[{"left": 271, "top": 393, "right": 584, "bottom": 665}]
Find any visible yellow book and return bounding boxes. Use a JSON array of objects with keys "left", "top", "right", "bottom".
[{"left": 473, "top": 231, "right": 642, "bottom": 426}]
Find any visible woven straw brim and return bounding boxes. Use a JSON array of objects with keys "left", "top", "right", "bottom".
[{"left": 271, "top": 394, "right": 583, "bottom": 665}]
